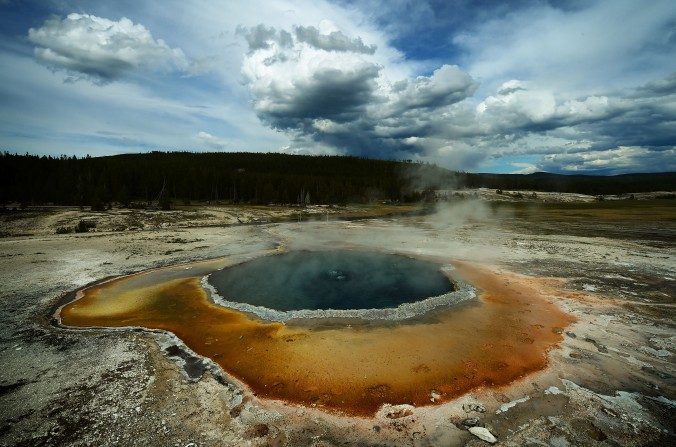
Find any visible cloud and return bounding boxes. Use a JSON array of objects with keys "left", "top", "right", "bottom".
[
  {"left": 238, "top": 16, "right": 675, "bottom": 172},
  {"left": 454, "top": 0, "right": 676, "bottom": 94},
  {"left": 412, "top": 72, "right": 675, "bottom": 172},
  {"left": 253, "top": 64, "right": 381, "bottom": 128},
  {"left": 477, "top": 81, "right": 557, "bottom": 128},
  {"left": 471, "top": 81, "right": 624, "bottom": 137},
  {"left": 196, "top": 131, "right": 231, "bottom": 149},
  {"left": 239, "top": 22, "right": 480, "bottom": 157},
  {"left": 2, "top": 0, "right": 674, "bottom": 174},
  {"left": 632, "top": 72, "right": 676, "bottom": 98},
  {"left": 0, "top": 46, "right": 287, "bottom": 157},
  {"left": 28, "top": 13, "right": 189, "bottom": 83},
  {"left": 294, "top": 25, "right": 376, "bottom": 54},
  {"left": 510, "top": 162, "right": 538, "bottom": 174},
  {"left": 386, "top": 65, "right": 477, "bottom": 113},
  {"left": 538, "top": 146, "right": 676, "bottom": 175},
  {"left": 237, "top": 24, "right": 293, "bottom": 52}
]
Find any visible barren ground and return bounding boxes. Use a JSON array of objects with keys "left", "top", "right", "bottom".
[{"left": 0, "top": 193, "right": 674, "bottom": 446}]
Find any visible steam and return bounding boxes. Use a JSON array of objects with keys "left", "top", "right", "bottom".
[
  {"left": 396, "top": 162, "right": 460, "bottom": 199},
  {"left": 425, "top": 199, "right": 501, "bottom": 231},
  {"left": 396, "top": 160, "right": 510, "bottom": 234},
  {"left": 265, "top": 164, "right": 515, "bottom": 269}
]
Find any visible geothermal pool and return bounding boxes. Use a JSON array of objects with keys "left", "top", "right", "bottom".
[
  {"left": 57, "top": 250, "right": 573, "bottom": 416},
  {"left": 207, "top": 250, "right": 455, "bottom": 311}
]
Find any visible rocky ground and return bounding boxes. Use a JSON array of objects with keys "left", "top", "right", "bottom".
[
  {"left": 0, "top": 203, "right": 421, "bottom": 238},
  {"left": 0, "top": 193, "right": 674, "bottom": 446}
]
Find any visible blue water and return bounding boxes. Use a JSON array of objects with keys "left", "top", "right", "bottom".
[{"left": 208, "top": 250, "right": 454, "bottom": 311}]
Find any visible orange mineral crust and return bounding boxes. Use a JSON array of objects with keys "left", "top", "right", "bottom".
[{"left": 60, "top": 259, "right": 574, "bottom": 416}]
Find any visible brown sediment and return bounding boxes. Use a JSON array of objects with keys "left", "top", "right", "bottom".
[{"left": 60, "top": 258, "right": 574, "bottom": 416}]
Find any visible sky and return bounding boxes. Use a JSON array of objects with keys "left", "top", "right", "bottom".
[{"left": 0, "top": 0, "right": 674, "bottom": 174}]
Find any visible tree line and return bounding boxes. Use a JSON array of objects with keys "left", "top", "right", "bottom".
[
  {"left": 0, "top": 151, "right": 439, "bottom": 208},
  {"left": 0, "top": 151, "right": 673, "bottom": 208},
  {"left": 460, "top": 171, "right": 675, "bottom": 196}
]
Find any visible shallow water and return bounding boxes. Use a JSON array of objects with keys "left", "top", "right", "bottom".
[
  {"left": 208, "top": 250, "right": 454, "bottom": 311},
  {"left": 59, "top": 254, "right": 574, "bottom": 416}
]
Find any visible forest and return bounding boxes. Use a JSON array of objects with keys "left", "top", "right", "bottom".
[{"left": 1, "top": 151, "right": 674, "bottom": 208}]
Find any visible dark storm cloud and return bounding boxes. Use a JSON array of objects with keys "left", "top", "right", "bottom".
[
  {"left": 258, "top": 65, "right": 382, "bottom": 130},
  {"left": 578, "top": 99, "right": 675, "bottom": 152},
  {"left": 240, "top": 22, "right": 483, "bottom": 157},
  {"left": 632, "top": 72, "right": 676, "bottom": 98},
  {"left": 293, "top": 25, "right": 377, "bottom": 54},
  {"left": 237, "top": 6, "right": 675, "bottom": 172},
  {"left": 243, "top": 22, "right": 675, "bottom": 169}
]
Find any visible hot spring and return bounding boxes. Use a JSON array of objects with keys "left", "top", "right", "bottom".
[
  {"left": 207, "top": 250, "right": 455, "bottom": 312},
  {"left": 57, "top": 248, "right": 573, "bottom": 415}
]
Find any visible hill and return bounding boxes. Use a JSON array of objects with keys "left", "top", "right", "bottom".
[{"left": 1, "top": 151, "right": 674, "bottom": 207}]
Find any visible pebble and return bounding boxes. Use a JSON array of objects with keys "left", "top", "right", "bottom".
[
  {"left": 545, "top": 386, "right": 563, "bottom": 395},
  {"left": 468, "top": 426, "right": 497, "bottom": 444},
  {"left": 385, "top": 406, "right": 414, "bottom": 419},
  {"left": 463, "top": 403, "right": 486, "bottom": 413},
  {"left": 461, "top": 417, "right": 480, "bottom": 427}
]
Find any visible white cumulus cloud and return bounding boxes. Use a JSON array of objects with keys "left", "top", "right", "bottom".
[
  {"left": 196, "top": 131, "right": 231, "bottom": 149},
  {"left": 28, "top": 13, "right": 189, "bottom": 83}
]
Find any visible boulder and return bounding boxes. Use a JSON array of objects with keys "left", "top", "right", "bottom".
[{"left": 468, "top": 426, "right": 497, "bottom": 444}]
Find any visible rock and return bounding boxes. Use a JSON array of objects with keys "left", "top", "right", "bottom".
[
  {"left": 550, "top": 436, "right": 571, "bottom": 447},
  {"left": 496, "top": 396, "right": 530, "bottom": 414},
  {"left": 468, "top": 426, "right": 497, "bottom": 444},
  {"left": 229, "top": 402, "right": 244, "bottom": 418},
  {"left": 566, "top": 331, "right": 576, "bottom": 338},
  {"left": 462, "top": 417, "right": 480, "bottom": 427},
  {"left": 640, "top": 346, "right": 671, "bottom": 358},
  {"left": 545, "top": 386, "right": 563, "bottom": 395},
  {"left": 548, "top": 416, "right": 562, "bottom": 427},
  {"left": 244, "top": 423, "right": 269, "bottom": 438},
  {"left": 385, "top": 407, "right": 413, "bottom": 419},
  {"left": 583, "top": 337, "right": 609, "bottom": 353},
  {"left": 463, "top": 403, "right": 486, "bottom": 413}
]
